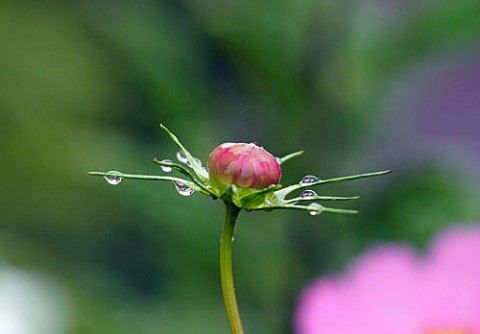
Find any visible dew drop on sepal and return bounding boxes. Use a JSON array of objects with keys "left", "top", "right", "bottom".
[
  {"left": 160, "top": 159, "right": 173, "bottom": 172},
  {"left": 307, "top": 203, "right": 323, "bottom": 216},
  {"left": 104, "top": 171, "right": 123, "bottom": 185},
  {"left": 173, "top": 181, "right": 194, "bottom": 196},
  {"left": 300, "top": 189, "right": 318, "bottom": 199},
  {"left": 300, "top": 175, "right": 321, "bottom": 185},
  {"left": 176, "top": 151, "right": 189, "bottom": 164}
]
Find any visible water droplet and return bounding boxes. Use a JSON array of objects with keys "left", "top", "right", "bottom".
[
  {"left": 301, "top": 190, "right": 318, "bottom": 199},
  {"left": 160, "top": 159, "right": 173, "bottom": 172},
  {"left": 194, "top": 158, "right": 202, "bottom": 166},
  {"left": 300, "top": 175, "right": 321, "bottom": 185},
  {"left": 231, "top": 234, "right": 236, "bottom": 242},
  {"left": 173, "top": 182, "right": 194, "bottom": 196},
  {"left": 104, "top": 171, "right": 123, "bottom": 185},
  {"left": 176, "top": 151, "right": 189, "bottom": 164},
  {"left": 307, "top": 203, "right": 323, "bottom": 216}
]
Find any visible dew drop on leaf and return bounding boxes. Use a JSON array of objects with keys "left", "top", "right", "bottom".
[
  {"left": 300, "top": 175, "right": 321, "bottom": 185},
  {"left": 160, "top": 159, "right": 173, "bottom": 172},
  {"left": 173, "top": 181, "right": 194, "bottom": 196},
  {"left": 176, "top": 151, "right": 190, "bottom": 165},
  {"left": 104, "top": 171, "right": 123, "bottom": 185},
  {"left": 300, "top": 190, "right": 318, "bottom": 198},
  {"left": 307, "top": 203, "right": 323, "bottom": 216}
]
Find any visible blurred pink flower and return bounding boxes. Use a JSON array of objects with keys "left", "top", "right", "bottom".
[
  {"left": 295, "top": 226, "right": 480, "bottom": 334},
  {"left": 208, "top": 142, "right": 282, "bottom": 189}
]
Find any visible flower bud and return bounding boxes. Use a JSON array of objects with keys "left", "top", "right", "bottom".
[{"left": 208, "top": 143, "right": 282, "bottom": 189}]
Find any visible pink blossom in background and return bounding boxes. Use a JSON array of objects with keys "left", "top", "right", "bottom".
[{"left": 295, "top": 225, "right": 480, "bottom": 334}]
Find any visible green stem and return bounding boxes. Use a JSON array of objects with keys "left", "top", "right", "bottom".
[{"left": 220, "top": 203, "right": 245, "bottom": 334}]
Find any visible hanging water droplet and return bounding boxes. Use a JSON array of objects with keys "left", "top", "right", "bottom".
[
  {"left": 160, "top": 159, "right": 173, "bottom": 172},
  {"left": 173, "top": 182, "right": 194, "bottom": 196},
  {"left": 231, "top": 234, "right": 236, "bottom": 242},
  {"left": 307, "top": 203, "right": 323, "bottom": 216},
  {"left": 176, "top": 151, "right": 189, "bottom": 164},
  {"left": 301, "top": 189, "right": 318, "bottom": 199},
  {"left": 104, "top": 171, "right": 123, "bottom": 185},
  {"left": 300, "top": 175, "right": 321, "bottom": 185}
]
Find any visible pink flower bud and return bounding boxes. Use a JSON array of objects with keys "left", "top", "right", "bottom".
[{"left": 208, "top": 143, "right": 282, "bottom": 189}]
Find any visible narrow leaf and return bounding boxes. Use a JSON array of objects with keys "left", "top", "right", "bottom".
[
  {"left": 285, "top": 195, "right": 360, "bottom": 203},
  {"left": 153, "top": 158, "right": 216, "bottom": 196},
  {"left": 88, "top": 171, "right": 207, "bottom": 193},
  {"left": 160, "top": 124, "right": 209, "bottom": 181},
  {"left": 277, "top": 150, "right": 304, "bottom": 165},
  {"left": 275, "top": 170, "right": 391, "bottom": 199}
]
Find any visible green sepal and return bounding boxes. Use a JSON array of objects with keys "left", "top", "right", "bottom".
[
  {"left": 160, "top": 124, "right": 209, "bottom": 182},
  {"left": 88, "top": 171, "right": 206, "bottom": 194},
  {"left": 235, "top": 185, "right": 282, "bottom": 209},
  {"left": 275, "top": 170, "right": 391, "bottom": 200},
  {"left": 153, "top": 158, "right": 217, "bottom": 197},
  {"left": 285, "top": 195, "right": 360, "bottom": 204},
  {"left": 277, "top": 150, "right": 304, "bottom": 165},
  {"left": 247, "top": 202, "right": 359, "bottom": 215}
]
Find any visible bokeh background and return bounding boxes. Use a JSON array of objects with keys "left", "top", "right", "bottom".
[{"left": 1, "top": 0, "right": 479, "bottom": 333}]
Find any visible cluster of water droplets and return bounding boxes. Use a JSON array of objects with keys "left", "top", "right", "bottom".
[
  {"left": 173, "top": 181, "right": 195, "bottom": 196},
  {"left": 158, "top": 151, "right": 211, "bottom": 196},
  {"left": 104, "top": 171, "right": 123, "bottom": 185},
  {"left": 176, "top": 151, "right": 204, "bottom": 169},
  {"left": 300, "top": 175, "right": 321, "bottom": 185},
  {"left": 154, "top": 152, "right": 197, "bottom": 196},
  {"left": 299, "top": 177, "right": 323, "bottom": 215}
]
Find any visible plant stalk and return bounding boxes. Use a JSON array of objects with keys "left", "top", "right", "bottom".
[{"left": 220, "top": 203, "right": 245, "bottom": 334}]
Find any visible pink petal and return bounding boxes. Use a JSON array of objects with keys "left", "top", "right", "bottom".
[
  {"left": 345, "top": 245, "right": 423, "bottom": 333},
  {"left": 295, "top": 246, "right": 424, "bottom": 334},
  {"left": 419, "top": 225, "right": 480, "bottom": 331},
  {"left": 294, "top": 225, "right": 480, "bottom": 334},
  {"left": 295, "top": 278, "right": 357, "bottom": 334}
]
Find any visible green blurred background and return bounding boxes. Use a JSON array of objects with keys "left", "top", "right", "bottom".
[{"left": 1, "top": 0, "right": 479, "bottom": 333}]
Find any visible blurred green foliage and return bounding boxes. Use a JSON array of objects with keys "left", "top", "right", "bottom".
[{"left": 1, "top": 0, "right": 479, "bottom": 333}]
